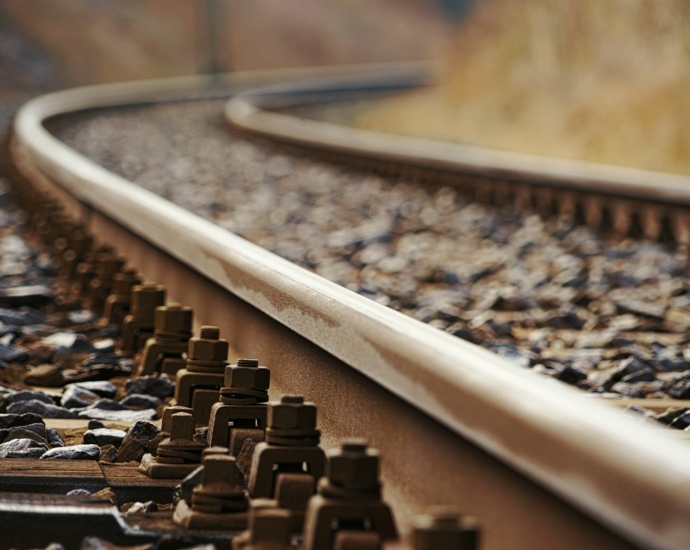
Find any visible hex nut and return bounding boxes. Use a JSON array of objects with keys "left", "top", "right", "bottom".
[
  {"left": 189, "top": 338, "right": 229, "bottom": 362},
  {"left": 131, "top": 284, "right": 166, "bottom": 310},
  {"left": 268, "top": 396, "right": 316, "bottom": 430},
  {"left": 225, "top": 365, "right": 270, "bottom": 391},
  {"left": 96, "top": 254, "right": 125, "bottom": 278},
  {"left": 155, "top": 304, "right": 193, "bottom": 332},
  {"left": 327, "top": 439, "right": 379, "bottom": 489},
  {"left": 250, "top": 508, "right": 291, "bottom": 544},
  {"left": 202, "top": 455, "right": 243, "bottom": 489}
]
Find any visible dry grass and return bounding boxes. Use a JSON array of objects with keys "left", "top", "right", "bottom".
[{"left": 356, "top": 0, "right": 690, "bottom": 174}]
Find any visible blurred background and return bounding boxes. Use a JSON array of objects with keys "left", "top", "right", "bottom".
[{"left": 1, "top": 0, "right": 688, "bottom": 174}]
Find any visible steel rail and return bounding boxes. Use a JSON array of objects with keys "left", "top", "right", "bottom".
[
  {"left": 10, "top": 63, "right": 690, "bottom": 550},
  {"left": 226, "top": 78, "right": 690, "bottom": 206}
]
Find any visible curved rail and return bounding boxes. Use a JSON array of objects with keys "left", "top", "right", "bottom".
[
  {"left": 226, "top": 78, "right": 690, "bottom": 206},
  {"left": 11, "top": 63, "right": 690, "bottom": 550}
]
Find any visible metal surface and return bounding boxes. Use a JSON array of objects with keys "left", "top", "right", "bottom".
[{"left": 11, "top": 64, "right": 690, "bottom": 549}]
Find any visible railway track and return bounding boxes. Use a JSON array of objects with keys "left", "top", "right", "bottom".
[{"left": 2, "top": 62, "right": 690, "bottom": 549}]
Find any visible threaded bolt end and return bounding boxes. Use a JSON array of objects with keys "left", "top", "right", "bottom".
[
  {"left": 236, "top": 358, "right": 259, "bottom": 368},
  {"left": 200, "top": 326, "right": 220, "bottom": 340}
]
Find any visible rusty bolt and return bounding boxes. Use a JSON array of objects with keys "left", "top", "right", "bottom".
[
  {"left": 154, "top": 304, "right": 193, "bottom": 334},
  {"left": 327, "top": 439, "right": 379, "bottom": 490},
  {"left": 161, "top": 405, "right": 194, "bottom": 433},
  {"left": 412, "top": 509, "right": 479, "bottom": 550},
  {"left": 203, "top": 446, "right": 230, "bottom": 459},
  {"left": 96, "top": 254, "right": 125, "bottom": 279},
  {"left": 225, "top": 358, "right": 270, "bottom": 391},
  {"left": 200, "top": 326, "right": 219, "bottom": 340},
  {"left": 188, "top": 325, "right": 229, "bottom": 362},
  {"left": 131, "top": 284, "right": 166, "bottom": 317},
  {"left": 249, "top": 508, "right": 291, "bottom": 546},
  {"left": 113, "top": 269, "right": 141, "bottom": 296},
  {"left": 169, "top": 412, "right": 195, "bottom": 442},
  {"left": 201, "top": 454, "right": 243, "bottom": 491},
  {"left": 268, "top": 395, "right": 316, "bottom": 430}
]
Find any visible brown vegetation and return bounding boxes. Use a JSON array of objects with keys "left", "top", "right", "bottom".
[{"left": 356, "top": 0, "right": 690, "bottom": 174}]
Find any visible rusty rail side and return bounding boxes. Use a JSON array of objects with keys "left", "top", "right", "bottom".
[{"left": 11, "top": 65, "right": 690, "bottom": 550}]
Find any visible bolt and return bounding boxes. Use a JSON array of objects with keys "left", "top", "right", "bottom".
[
  {"left": 130, "top": 284, "right": 166, "bottom": 319},
  {"left": 112, "top": 269, "right": 141, "bottom": 296},
  {"left": 412, "top": 509, "right": 479, "bottom": 550},
  {"left": 224, "top": 358, "right": 270, "bottom": 391},
  {"left": 154, "top": 304, "right": 193, "bottom": 335},
  {"left": 188, "top": 325, "right": 229, "bottom": 363},
  {"left": 161, "top": 406, "right": 194, "bottom": 433},
  {"left": 327, "top": 439, "right": 379, "bottom": 491},
  {"left": 201, "top": 454, "right": 243, "bottom": 491},
  {"left": 249, "top": 508, "right": 291, "bottom": 545},
  {"left": 203, "top": 446, "right": 230, "bottom": 459},
  {"left": 268, "top": 395, "right": 316, "bottom": 430},
  {"left": 96, "top": 254, "right": 125, "bottom": 279},
  {"left": 200, "top": 326, "right": 219, "bottom": 340},
  {"left": 169, "top": 412, "right": 195, "bottom": 442}
]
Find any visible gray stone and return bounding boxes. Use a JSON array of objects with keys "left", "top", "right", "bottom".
[
  {"left": 0, "top": 285, "right": 52, "bottom": 307},
  {"left": 0, "top": 344, "right": 29, "bottom": 364},
  {"left": 43, "top": 332, "right": 95, "bottom": 359},
  {"left": 0, "top": 438, "right": 48, "bottom": 458},
  {"left": 9, "top": 447, "right": 47, "bottom": 459},
  {"left": 120, "top": 393, "right": 161, "bottom": 410},
  {"left": 0, "top": 413, "right": 43, "bottom": 429},
  {"left": 4, "top": 390, "right": 55, "bottom": 406},
  {"left": 67, "top": 489, "right": 92, "bottom": 496},
  {"left": 4, "top": 427, "right": 49, "bottom": 447},
  {"left": 46, "top": 428, "right": 65, "bottom": 447},
  {"left": 123, "top": 500, "right": 158, "bottom": 514},
  {"left": 124, "top": 375, "right": 174, "bottom": 399},
  {"left": 61, "top": 385, "right": 101, "bottom": 408},
  {"left": 83, "top": 428, "right": 126, "bottom": 447},
  {"left": 67, "top": 310, "right": 97, "bottom": 325},
  {"left": 83, "top": 398, "right": 128, "bottom": 412},
  {"left": 93, "top": 339, "right": 115, "bottom": 353},
  {"left": 40, "top": 444, "right": 100, "bottom": 460},
  {"left": 78, "top": 408, "right": 156, "bottom": 422},
  {"left": 14, "top": 422, "right": 47, "bottom": 439},
  {"left": 79, "top": 537, "right": 154, "bottom": 550},
  {"left": 667, "top": 375, "right": 690, "bottom": 399},
  {"left": 67, "top": 381, "right": 116, "bottom": 398},
  {"left": 8, "top": 400, "right": 76, "bottom": 419}
]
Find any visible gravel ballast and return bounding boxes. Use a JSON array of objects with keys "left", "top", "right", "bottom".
[{"left": 48, "top": 101, "right": 690, "bottom": 412}]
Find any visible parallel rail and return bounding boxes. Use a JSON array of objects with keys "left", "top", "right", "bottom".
[
  {"left": 227, "top": 78, "right": 690, "bottom": 241},
  {"left": 10, "top": 63, "right": 690, "bottom": 550}
]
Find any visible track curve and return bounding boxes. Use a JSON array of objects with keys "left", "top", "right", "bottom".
[{"left": 10, "top": 63, "right": 690, "bottom": 550}]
